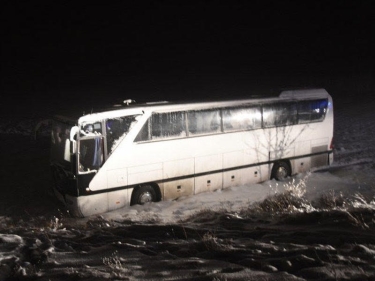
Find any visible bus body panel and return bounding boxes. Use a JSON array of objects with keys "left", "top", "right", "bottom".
[
  {"left": 90, "top": 121, "right": 331, "bottom": 193},
  {"left": 108, "top": 189, "right": 129, "bottom": 211},
  {"left": 51, "top": 88, "right": 334, "bottom": 217},
  {"left": 65, "top": 193, "right": 108, "bottom": 217},
  {"left": 163, "top": 158, "right": 195, "bottom": 179},
  {"left": 128, "top": 163, "right": 163, "bottom": 185},
  {"left": 163, "top": 178, "right": 194, "bottom": 200},
  {"left": 107, "top": 168, "right": 127, "bottom": 189}
]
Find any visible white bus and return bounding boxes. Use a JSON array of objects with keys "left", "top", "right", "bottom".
[{"left": 50, "top": 88, "right": 334, "bottom": 217}]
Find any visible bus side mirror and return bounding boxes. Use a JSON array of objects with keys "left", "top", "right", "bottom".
[
  {"left": 70, "top": 126, "right": 79, "bottom": 153},
  {"left": 70, "top": 140, "right": 76, "bottom": 154}
]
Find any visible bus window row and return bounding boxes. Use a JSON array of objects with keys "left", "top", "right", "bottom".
[{"left": 135, "top": 99, "right": 328, "bottom": 142}]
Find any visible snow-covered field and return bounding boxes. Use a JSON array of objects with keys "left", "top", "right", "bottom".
[{"left": 0, "top": 90, "right": 374, "bottom": 280}]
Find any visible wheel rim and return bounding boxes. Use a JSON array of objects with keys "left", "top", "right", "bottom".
[
  {"left": 139, "top": 191, "right": 153, "bottom": 204},
  {"left": 276, "top": 166, "right": 288, "bottom": 180}
]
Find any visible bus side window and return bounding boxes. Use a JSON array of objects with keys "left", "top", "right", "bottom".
[
  {"left": 262, "top": 104, "right": 277, "bottom": 128},
  {"left": 151, "top": 112, "right": 186, "bottom": 139},
  {"left": 310, "top": 99, "right": 328, "bottom": 122},
  {"left": 297, "top": 101, "right": 312, "bottom": 123},
  {"left": 187, "top": 109, "right": 221, "bottom": 136},
  {"left": 298, "top": 99, "right": 328, "bottom": 124},
  {"left": 135, "top": 119, "right": 150, "bottom": 142},
  {"left": 106, "top": 115, "right": 141, "bottom": 153},
  {"left": 275, "top": 103, "right": 297, "bottom": 126},
  {"left": 263, "top": 103, "right": 297, "bottom": 128},
  {"left": 223, "top": 106, "right": 261, "bottom": 132}
]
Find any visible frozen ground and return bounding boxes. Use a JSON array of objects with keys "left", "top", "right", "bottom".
[{"left": 0, "top": 90, "right": 375, "bottom": 280}]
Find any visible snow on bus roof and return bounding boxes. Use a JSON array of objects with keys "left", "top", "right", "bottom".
[
  {"left": 59, "top": 88, "right": 330, "bottom": 123},
  {"left": 279, "top": 88, "right": 329, "bottom": 99}
]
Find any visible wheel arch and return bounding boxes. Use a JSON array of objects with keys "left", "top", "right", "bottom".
[
  {"left": 130, "top": 182, "right": 161, "bottom": 205},
  {"left": 270, "top": 159, "right": 292, "bottom": 180}
]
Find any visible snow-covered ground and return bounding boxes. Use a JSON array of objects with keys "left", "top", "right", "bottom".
[{"left": 0, "top": 90, "right": 374, "bottom": 280}]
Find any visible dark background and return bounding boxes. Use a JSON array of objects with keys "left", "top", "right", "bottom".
[{"left": 1, "top": 0, "right": 374, "bottom": 116}]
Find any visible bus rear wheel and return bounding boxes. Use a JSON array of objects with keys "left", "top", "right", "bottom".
[
  {"left": 271, "top": 161, "right": 291, "bottom": 181},
  {"left": 132, "top": 184, "right": 157, "bottom": 205}
]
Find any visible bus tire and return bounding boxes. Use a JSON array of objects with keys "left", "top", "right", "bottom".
[
  {"left": 131, "top": 184, "right": 157, "bottom": 205},
  {"left": 271, "top": 161, "right": 291, "bottom": 181}
]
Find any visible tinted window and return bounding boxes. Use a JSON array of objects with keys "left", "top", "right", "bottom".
[
  {"left": 262, "top": 102, "right": 297, "bottom": 128},
  {"left": 298, "top": 99, "right": 328, "bottom": 123},
  {"left": 223, "top": 106, "right": 261, "bottom": 132},
  {"left": 187, "top": 109, "right": 221, "bottom": 136}
]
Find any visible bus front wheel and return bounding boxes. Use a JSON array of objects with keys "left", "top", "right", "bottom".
[
  {"left": 271, "top": 161, "right": 291, "bottom": 181},
  {"left": 132, "top": 184, "right": 157, "bottom": 205}
]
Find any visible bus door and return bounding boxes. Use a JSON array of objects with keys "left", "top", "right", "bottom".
[{"left": 78, "top": 136, "right": 104, "bottom": 173}]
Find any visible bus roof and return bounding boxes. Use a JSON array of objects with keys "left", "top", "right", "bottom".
[
  {"left": 279, "top": 88, "right": 329, "bottom": 99},
  {"left": 54, "top": 88, "right": 330, "bottom": 124}
]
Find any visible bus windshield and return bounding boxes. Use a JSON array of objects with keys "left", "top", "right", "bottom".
[
  {"left": 77, "top": 114, "right": 141, "bottom": 173},
  {"left": 106, "top": 115, "right": 141, "bottom": 155}
]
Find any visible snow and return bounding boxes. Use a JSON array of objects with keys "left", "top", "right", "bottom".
[{"left": 0, "top": 90, "right": 375, "bottom": 280}]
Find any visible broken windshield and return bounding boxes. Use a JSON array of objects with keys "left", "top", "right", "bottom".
[
  {"left": 80, "top": 122, "right": 103, "bottom": 136},
  {"left": 77, "top": 114, "right": 141, "bottom": 170},
  {"left": 106, "top": 115, "right": 141, "bottom": 155}
]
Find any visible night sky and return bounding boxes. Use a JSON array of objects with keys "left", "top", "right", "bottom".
[{"left": 1, "top": 1, "right": 374, "bottom": 115}]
